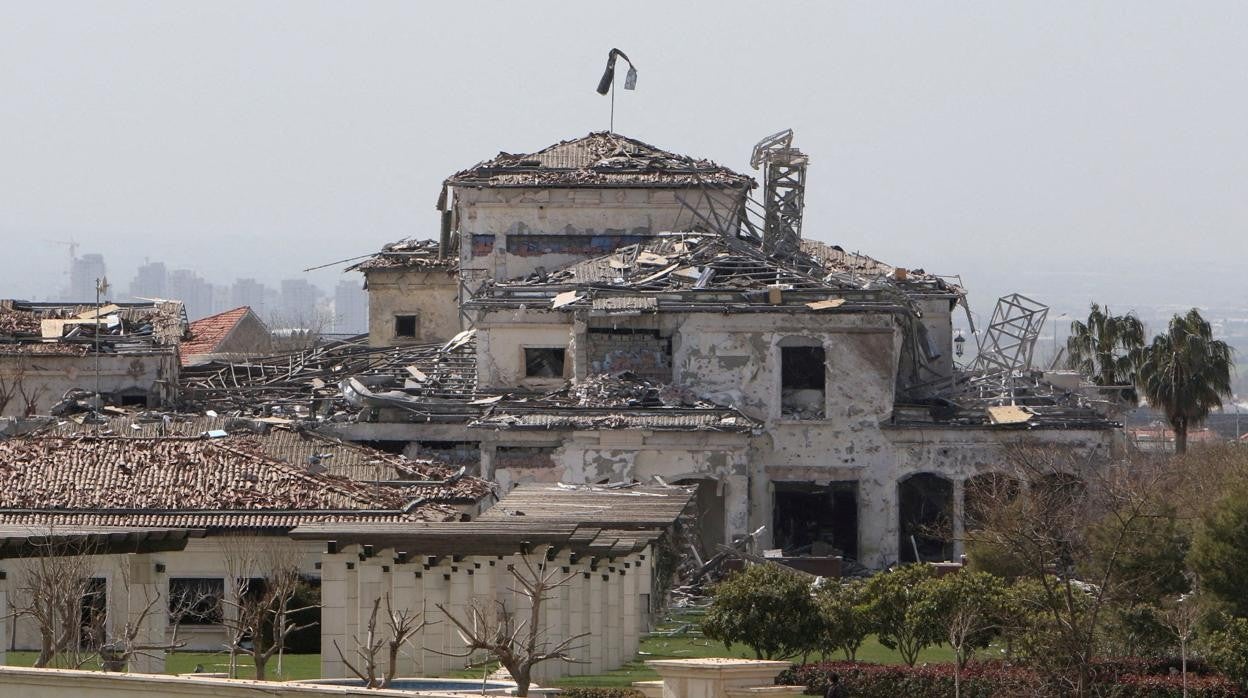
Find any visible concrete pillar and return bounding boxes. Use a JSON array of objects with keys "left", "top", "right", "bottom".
[
  {"left": 606, "top": 563, "right": 623, "bottom": 671},
  {"left": 421, "top": 558, "right": 450, "bottom": 675},
  {"left": 566, "top": 558, "right": 588, "bottom": 676},
  {"left": 390, "top": 554, "right": 422, "bottom": 678},
  {"left": 724, "top": 474, "right": 751, "bottom": 547},
  {"left": 622, "top": 555, "right": 639, "bottom": 660},
  {"left": 530, "top": 551, "right": 570, "bottom": 685},
  {"left": 952, "top": 477, "right": 966, "bottom": 559},
  {"left": 357, "top": 549, "right": 385, "bottom": 651},
  {"left": 637, "top": 549, "right": 653, "bottom": 634},
  {"left": 858, "top": 477, "right": 896, "bottom": 568},
  {"left": 470, "top": 556, "right": 498, "bottom": 670},
  {"left": 750, "top": 474, "right": 773, "bottom": 551},
  {"left": 319, "top": 546, "right": 354, "bottom": 678},
  {"left": 0, "top": 561, "right": 9, "bottom": 666},
  {"left": 446, "top": 558, "right": 471, "bottom": 664},
  {"left": 587, "top": 563, "right": 605, "bottom": 675},
  {"left": 125, "top": 554, "right": 167, "bottom": 674}
]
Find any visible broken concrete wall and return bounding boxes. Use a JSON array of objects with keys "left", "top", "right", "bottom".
[
  {"left": 0, "top": 352, "right": 178, "bottom": 417},
  {"left": 475, "top": 311, "right": 574, "bottom": 389},
  {"left": 671, "top": 311, "right": 901, "bottom": 424},
  {"left": 477, "top": 428, "right": 751, "bottom": 548},
  {"left": 912, "top": 297, "right": 956, "bottom": 382},
  {"left": 363, "top": 268, "right": 459, "bottom": 347},
  {"left": 453, "top": 187, "right": 745, "bottom": 284},
  {"left": 755, "top": 425, "right": 1115, "bottom": 568}
]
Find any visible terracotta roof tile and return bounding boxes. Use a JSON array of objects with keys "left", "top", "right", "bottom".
[
  {"left": 446, "top": 132, "right": 753, "bottom": 189},
  {"left": 181, "top": 307, "right": 252, "bottom": 364},
  {"left": 0, "top": 435, "right": 476, "bottom": 528}
]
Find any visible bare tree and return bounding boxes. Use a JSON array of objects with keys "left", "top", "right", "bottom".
[
  {"left": 218, "top": 536, "right": 317, "bottom": 680},
  {"left": 963, "top": 445, "right": 1185, "bottom": 696},
  {"left": 333, "top": 593, "right": 426, "bottom": 688},
  {"left": 1159, "top": 589, "right": 1201, "bottom": 698},
  {"left": 434, "top": 548, "right": 587, "bottom": 697},
  {"left": 0, "top": 354, "right": 43, "bottom": 418},
  {"left": 97, "top": 561, "right": 187, "bottom": 671},
  {"left": 10, "top": 534, "right": 99, "bottom": 668}
]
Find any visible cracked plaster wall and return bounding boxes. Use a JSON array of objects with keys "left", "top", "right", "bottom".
[{"left": 0, "top": 352, "right": 177, "bottom": 417}]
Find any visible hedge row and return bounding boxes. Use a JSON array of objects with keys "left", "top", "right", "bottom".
[
  {"left": 558, "top": 689, "right": 645, "bottom": 698},
  {"left": 776, "top": 660, "right": 1244, "bottom": 698}
]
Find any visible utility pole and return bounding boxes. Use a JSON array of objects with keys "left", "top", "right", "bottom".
[{"left": 94, "top": 276, "right": 109, "bottom": 434}]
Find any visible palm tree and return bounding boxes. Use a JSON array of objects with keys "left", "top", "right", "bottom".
[
  {"left": 1137, "top": 308, "right": 1234, "bottom": 454},
  {"left": 1065, "top": 304, "right": 1146, "bottom": 405}
]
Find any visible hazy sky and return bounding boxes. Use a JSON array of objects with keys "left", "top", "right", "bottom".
[{"left": 3, "top": 2, "right": 1247, "bottom": 320}]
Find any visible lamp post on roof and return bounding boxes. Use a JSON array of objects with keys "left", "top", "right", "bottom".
[
  {"left": 94, "top": 276, "right": 109, "bottom": 434},
  {"left": 596, "top": 48, "right": 637, "bottom": 133}
]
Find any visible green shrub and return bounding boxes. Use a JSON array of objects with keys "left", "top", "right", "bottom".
[
  {"left": 701, "top": 564, "right": 820, "bottom": 660},
  {"left": 1190, "top": 486, "right": 1248, "bottom": 618},
  {"left": 1207, "top": 617, "right": 1248, "bottom": 688},
  {"left": 776, "top": 660, "right": 1245, "bottom": 697},
  {"left": 558, "top": 689, "right": 644, "bottom": 698},
  {"left": 814, "top": 579, "right": 871, "bottom": 661},
  {"left": 862, "top": 564, "right": 941, "bottom": 666}
]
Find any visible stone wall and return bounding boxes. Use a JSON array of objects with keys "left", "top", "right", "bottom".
[{"left": 363, "top": 269, "right": 459, "bottom": 347}]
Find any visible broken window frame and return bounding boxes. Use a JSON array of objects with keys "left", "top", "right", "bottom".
[
  {"left": 779, "top": 340, "right": 826, "bottom": 420},
  {"left": 393, "top": 314, "right": 419, "bottom": 339},
  {"left": 522, "top": 346, "right": 568, "bottom": 380}
]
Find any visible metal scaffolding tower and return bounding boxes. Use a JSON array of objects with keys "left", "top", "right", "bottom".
[{"left": 750, "top": 129, "right": 809, "bottom": 260}]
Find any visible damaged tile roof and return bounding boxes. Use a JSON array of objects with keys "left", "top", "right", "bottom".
[
  {"left": 0, "top": 299, "right": 188, "bottom": 354},
  {"left": 467, "top": 373, "right": 757, "bottom": 433},
  {"left": 445, "top": 132, "right": 754, "bottom": 189},
  {"left": 471, "top": 233, "right": 961, "bottom": 313},
  {"left": 181, "top": 306, "right": 255, "bottom": 365},
  {"left": 0, "top": 435, "right": 489, "bottom": 529},
  {"left": 27, "top": 413, "right": 494, "bottom": 501},
  {"left": 346, "top": 238, "right": 458, "bottom": 273}
]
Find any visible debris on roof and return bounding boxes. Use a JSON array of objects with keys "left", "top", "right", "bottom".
[
  {"left": 345, "top": 238, "right": 458, "bottom": 273},
  {"left": 0, "top": 299, "right": 188, "bottom": 355},
  {"left": 445, "top": 132, "right": 754, "bottom": 189}
]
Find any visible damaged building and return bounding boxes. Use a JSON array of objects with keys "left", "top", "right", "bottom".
[
  {"left": 0, "top": 299, "right": 187, "bottom": 417},
  {"left": 321, "top": 130, "right": 1118, "bottom": 569}
]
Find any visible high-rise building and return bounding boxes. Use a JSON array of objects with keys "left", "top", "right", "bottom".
[
  {"left": 167, "top": 269, "right": 216, "bottom": 320},
  {"left": 128, "top": 261, "right": 168, "bottom": 300},
  {"left": 68, "top": 253, "right": 107, "bottom": 301},
  {"left": 278, "top": 279, "right": 321, "bottom": 327},
  {"left": 230, "top": 278, "right": 270, "bottom": 319},
  {"left": 333, "top": 279, "right": 368, "bottom": 335}
]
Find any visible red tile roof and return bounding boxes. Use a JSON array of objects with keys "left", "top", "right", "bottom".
[{"left": 181, "top": 307, "right": 252, "bottom": 365}]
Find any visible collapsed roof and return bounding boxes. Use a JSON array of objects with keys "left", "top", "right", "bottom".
[
  {"left": 445, "top": 132, "right": 754, "bottom": 189},
  {"left": 345, "top": 238, "right": 458, "bottom": 273},
  {"left": 0, "top": 299, "right": 188, "bottom": 356}
]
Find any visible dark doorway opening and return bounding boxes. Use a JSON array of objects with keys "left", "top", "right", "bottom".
[
  {"left": 898, "top": 473, "right": 954, "bottom": 563},
  {"left": 772, "top": 481, "right": 858, "bottom": 560}
]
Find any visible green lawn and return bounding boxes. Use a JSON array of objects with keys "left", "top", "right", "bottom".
[
  {"left": 550, "top": 614, "right": 956, "bottom": 689},
  {"left": 2, "top": 651, "right": 321, "bottom": 681},
  {"left": 1, "top": 615, "right": 954, "bottom": 690}
]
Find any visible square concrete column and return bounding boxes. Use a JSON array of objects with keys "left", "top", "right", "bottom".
[
  {"left": 605, "top": 563, "right": 623, "bottom": 671},
  {"left": 565, "top": 559, "right": 588, "bottom": 676},
  {"left": 470, "top": 556, "right": 498, "bottom": 670},
  {"left": 356, "top": 550, "right": 385, "bottom": 652},
  {"left": 952, "top": 477, "right": 966, "bottom": 558},
  {"left": 389, "top": 554, "right": 423, "bottom": 678},
  {"left": 125, "top": 554, "right": 168, "bottom": 674},
  {"left": 0, "top": 561, "right": 9, "bottom": 666},
  {"left": 319, "top": 546, "right": 355, "bottom": 678},
  {"left": 723, "top": 475, "right": 751, "bottom": 547},
  {"left": 530, "top": 551, "right": 571, "bottom": 685},
  {"left": 446, "top": 559, "right": 472, "bottom": 662},
  {"left": 637, "top": 549, "right": 653, "bottom": 633},
  {"left": 421, "top": 558, "right": 450, "bottom": 675},
  {"left": 587, "top": 564, "right": 605, "bottom": 675},
  {"left": 621, "top": 555, "right": 639, "bottom": 659}
]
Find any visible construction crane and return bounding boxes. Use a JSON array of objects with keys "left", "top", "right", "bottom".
[{"left": 749, "top": 129, "right": 809, "bottom": 259}]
